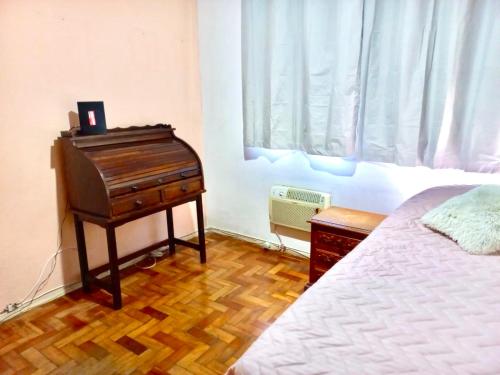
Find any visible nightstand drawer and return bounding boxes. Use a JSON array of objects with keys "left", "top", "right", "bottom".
[
  {"left": 314, "top": 231, "right": 361, "bottom": 254},
  {"left": 310, "top": 266, "right": 330, "bottom": 284},
  {"left": 306, "top": 206, "right": 387, "bottom": 289},
  {"left": 314, "top": 248, "right": 343, "bottom": 268}
]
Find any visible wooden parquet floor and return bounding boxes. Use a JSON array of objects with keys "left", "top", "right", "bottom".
[{"left": 0, "top": 232, "right": 309, "bottom": 374}]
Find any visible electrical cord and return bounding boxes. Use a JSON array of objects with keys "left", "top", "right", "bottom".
[
  {"left": 0, "top": 203, "right": 75, "bottom": 323},
  {"left": 1, "top": 219, "right": 307, "bottom": 323},
  {"left": 17, "top": 246, "right": 75, "bottom": 307},
  {"left": 1, "top": 202, "right": 168, "bottom": 323},
  {"left": 274, "top": 229, "right": 286, "bottom": 251},
  {"left": 22, "top": 204, "right": 71, "bottom": 306},
  {"left": 273, "top": 228, "right": 308, "bottom": 258},
  {"left": 212, "top": 228, "right": 309, "bottom": 259},
  {"left": 280, "top": 246, "right": 309, "bottom": 259},
  {"left": 135, "top": 256, "right": 157, "bottom": 270},
  {"left": 0, "top": 280, "right": 81, "bottom": 323}
]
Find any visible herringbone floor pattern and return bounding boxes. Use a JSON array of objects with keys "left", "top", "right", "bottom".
[{"left": 0, "top": 233, "right": 309, "bottom": 374}]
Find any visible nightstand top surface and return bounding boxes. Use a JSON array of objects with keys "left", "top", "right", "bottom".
[{"left": 311, "top": 206, "right": 387, "bottom": 234}]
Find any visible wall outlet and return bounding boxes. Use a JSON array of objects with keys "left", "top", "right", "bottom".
[{"left": 3, "top": 303, "right": 18, "bottom": 313}]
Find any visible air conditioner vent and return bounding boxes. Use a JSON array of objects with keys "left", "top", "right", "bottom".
[
  {"left": 286, "top": 188, "right": 324, "bottom": 204},
  {"left": 270, "top": 185, "right": 331, "bottom": 233}
]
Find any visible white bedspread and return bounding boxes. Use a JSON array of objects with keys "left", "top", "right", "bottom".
[{"left": 228, "top": 186, "right": 500, "bottom": 374}]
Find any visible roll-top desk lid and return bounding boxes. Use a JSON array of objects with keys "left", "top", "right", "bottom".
[{"left": 60, "top": 124, "right": 204, "bottom": 224}]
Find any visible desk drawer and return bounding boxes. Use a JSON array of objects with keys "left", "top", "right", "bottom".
[
  {"left": 111, "top": 190, "right": 161, "bottom": 216},
  {"left": 109, "top": 168, "right": 201, "bottom": 197},
  {"left": 162, "top": 177, "right": 202, "bottom": 202}
]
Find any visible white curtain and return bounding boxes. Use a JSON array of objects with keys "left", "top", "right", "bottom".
[{"left": 242, "top": 0, "right": 500, "bottom": 172}]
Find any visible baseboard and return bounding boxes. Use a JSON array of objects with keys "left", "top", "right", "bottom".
[
  {"left": 0, "top": 231, "right": 199, "bottom": 323},
  {"left": 207, "top": 227, "right": 310, "bottom": 258},
  {"left": 0, "top": 281, "right": 82, "bottom": 323},
  {"left": 0, "top": 229, "right": 307, "bottom": 323}
]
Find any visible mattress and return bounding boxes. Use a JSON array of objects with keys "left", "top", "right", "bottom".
[{"left": 228, "top": 186, "right": 500, "bottom": 375}]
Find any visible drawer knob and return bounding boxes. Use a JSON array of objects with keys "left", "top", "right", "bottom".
[
  {"left": 180, "top": 184, "right": 188, "bottom": 192},
  {"left": 134, "top": 200, "right": 143, "bottom": 207},
  {"left": 157, "top": 178, "right": 164, "bottom": 184},
  {"left": 319, "top": 254, "right": 333, "bottom": 262},
  {"left": 131, "top": 185, "right": 139, "bottom": 192},
  {"left": 180, "top": 172, "right": 187, "bottom": 178},
  {"left": 322, "top": 235, "right": 333, "bottom": 243}
]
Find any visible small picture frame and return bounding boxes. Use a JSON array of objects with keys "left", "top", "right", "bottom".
[{"left": 77, "top": 101, "right": 107, "bottom": 135}]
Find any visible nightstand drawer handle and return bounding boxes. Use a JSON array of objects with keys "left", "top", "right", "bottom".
[
  {"left": 134, "top": 200, "right": 143, "bottom": 207},
  {"left": 320, "top": 234, "right": 334, "bottom": 243},
  {"left": 318, "top": 253, "right": 337, "bottom": 263},
  {"left": 180, "top": 184, "right": 188, "bottom": 192}
]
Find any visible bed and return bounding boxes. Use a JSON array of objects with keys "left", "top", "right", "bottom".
[{"left": 228, "top": 186, "right": 500, "bottom": 374}]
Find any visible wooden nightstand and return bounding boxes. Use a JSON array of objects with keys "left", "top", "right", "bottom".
[{"left": 307, "top": 207, "right": 386, "bottom": 288}]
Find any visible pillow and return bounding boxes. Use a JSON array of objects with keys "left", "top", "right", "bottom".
[{"left": 421, "top": 185, "right": 500, "bottom": 255}]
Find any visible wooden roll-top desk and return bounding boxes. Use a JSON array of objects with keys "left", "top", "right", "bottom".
[{"left": 60, "top": 124, "right": 206, "bottom": 309}]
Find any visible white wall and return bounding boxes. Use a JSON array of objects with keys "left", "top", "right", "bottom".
[{"left": 197, "top": 0, "right": 500, "bottom": 253}]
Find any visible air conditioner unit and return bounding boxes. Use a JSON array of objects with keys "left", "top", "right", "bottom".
[{"left": 269, "top": 185, "right": 331, "bottom": 233}]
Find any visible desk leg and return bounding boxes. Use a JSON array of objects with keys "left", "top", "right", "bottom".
[
  {"left": 74, "top": 215, "right": 91, "bottom": 293},
  {"left": 196, "top": 196, "right": 206, "bottom": 264},
  {"left": 106, "top": 227, "right": 122, "bottom": 309},
  {"left": 166, "top": 208, "right": 175, "bottom": 255}
]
